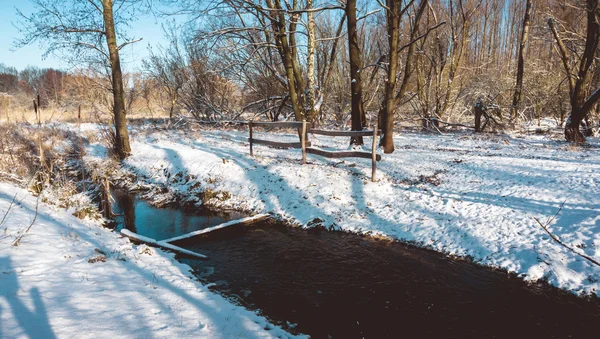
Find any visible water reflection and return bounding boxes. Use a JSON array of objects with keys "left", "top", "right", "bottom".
[{"left": 110, "top": 188, "right": 245, "bottom": 241}]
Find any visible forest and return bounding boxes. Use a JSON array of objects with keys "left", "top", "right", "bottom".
[{"left": 1, "top": 0, "right": 599, "bottom": 152}]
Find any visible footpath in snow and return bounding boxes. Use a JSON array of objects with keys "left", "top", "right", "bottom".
[
  {"left": 80, "top": 125, "right": 600, "bottom": 297},
  {"left": 0, "top": 182, "right": 301, "bottom": 338}
]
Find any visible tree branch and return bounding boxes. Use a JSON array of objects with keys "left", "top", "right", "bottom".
[{"left": 534, "top": 201, "right": 600, "bottom": 267}]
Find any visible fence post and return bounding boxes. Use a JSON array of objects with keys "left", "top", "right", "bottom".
[
  {"left": 249, "top": 120, "right": 254, "bottom": 157},
  {"left": 301, "top": 120, "right": 307, "bottom": 164},
  {"left": 102, "top": 177, "right": 112, "bottom": 219},
  {"left": 371, "top": 127, "right": 377, "bottom": 182}
]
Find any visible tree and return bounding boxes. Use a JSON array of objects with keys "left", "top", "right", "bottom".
[
  {"left": 380, "top": 0, "right": 402, "bottom": 152},
  {"left": 143, "top": 26, "right": 186, "bottom": 122},
  {"left": 511, "top": 0, "right": 533, "bottom": 120},
  {"left": 379, "top": 0, "right": 428, "bottom": 153},
  {"left": 346, "top": 0, "right": 367, "bottom": 145},
  {"left": 306, "top": 0, "right": 318, "bottom": 122},
  {"left": 548, "top": 0, "right": 600, "bottom": 142},
  {"left": 0, "top": 64, "right": 19, "bottom": 94},
  {"left": 15, "top": 0, "right": 145, "bottom": 158}
]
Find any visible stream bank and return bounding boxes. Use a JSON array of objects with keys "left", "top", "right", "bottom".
[{"left": 111, "top": 188, "right": 600, "bottom": 338}]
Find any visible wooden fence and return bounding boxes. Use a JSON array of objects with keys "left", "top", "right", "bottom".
[{"left": 248, "top": 121, "right": 382, "bottom": 182}]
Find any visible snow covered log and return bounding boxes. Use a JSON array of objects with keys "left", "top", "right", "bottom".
[
  {"left": 161, "top": 214, "right": 271, "bottom": 244},
  {"left": 120, "top": 229, "right": 209, "bottom": 259}
]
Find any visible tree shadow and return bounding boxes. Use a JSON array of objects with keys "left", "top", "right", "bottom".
[
  {"left": 0, "top": 190, "right": 295, "bottom": 338},
  {"left": 0, "top": 256, "right": 57, "bottom": 339},
  {"left": 122, "top": 129, "right": 600, "bottom": 296},
  {"left": 126, "top": 131, "right": 492, "bottom": 256}
]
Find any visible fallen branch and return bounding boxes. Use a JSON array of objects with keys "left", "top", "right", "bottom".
[
  {"left": 161, "top": 214, "right": 271, "bottom": 244},
  {"left": 534, "top": 201, "right": 600, "bottom": 267},
  {"left": 120, "top": 229, "right": 208, "bottom": 260}
]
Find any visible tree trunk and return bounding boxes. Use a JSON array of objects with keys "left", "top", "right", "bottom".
[
  {"left": 306, "top": 0, "right": 317, "bottom": 122},
  {"left": 550, "top": 0, "right": 600, "bottom": 142},
  {"left": 169, "top": 98, "right": 175, "bottom": 121},
  {"left": 565, "top": 115, "right": 586, "bottom": 142},
  {"left": 287, "top": 4, "right": 306, "bottom": 110},
  {"left": 511, "top": 0, "right": 533, "bottom": 120},
  {"left": 268, "top": 0, "right": 303, "bottom": 123},
  {"left": 380, "top": 0, "right": 427, "bottom": 153},
  {"left": 567, "top": 0, "right": 600, "bottom": 142},
  {"left": 346, "top": 0, "right": 366, "bottom": 146},
  {"left": 380, "top": 0, "right": 400, "bottom": 153},
  {"left": 439, "top": 0, "right": 467, "bottom": 120},
  {"left": 102, "top": 0, "right": 131, "bottom": 159},
  {"left": 474, "top": 102, "right": 484, "bottom": 133}
]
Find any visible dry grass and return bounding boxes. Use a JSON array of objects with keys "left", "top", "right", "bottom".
[
  {"left": 1, "top": 105, "right": 170, "bottom": 125},
  {"left": 0, "top": 121, "right": 106, "bottom": 220}
]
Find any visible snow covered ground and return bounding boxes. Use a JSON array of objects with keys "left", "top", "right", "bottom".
[
  {"left": 0, "top": 182, "right": 302, "bottom": 338},
  {"left": 80, "top": 124, "right": 600, "bottom": 297}
]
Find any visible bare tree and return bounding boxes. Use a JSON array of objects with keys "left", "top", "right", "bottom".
[
  {"left": 379, "top": 0, "right": 428, "bottom": 153},
  {"left": 143, "top": 25, "right": 186, "bottom": 122},
  {"left": 306, "top": 0, "right": 318, "bottom": 121},
  {"left": 15, "top": 0, "right": 145, "bottom": 158},
  {"left": 548, "top": 0, "right": 600, "bottom": 142},
  {"left": 346, "top": 0, "right": 367, "bottom": 145},
  {"left": 511, "top": 0, "right": 533, "bottom": 120}
]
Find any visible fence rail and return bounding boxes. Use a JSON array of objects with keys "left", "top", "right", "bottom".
[
  {"left": 305, "top": 148, "right": 381, "bottom": 161},
  {"left": 248, "top": 121, "right": 382, "bottom": 182},
  {"left": 250, "top": 121, "right": 307, "bottom": 128},
  {"left": 308, "top": 129, "right": 382, "bottom": 137},
  {"left": 248, "top": 138, "right": 311, "bottom": 149}
]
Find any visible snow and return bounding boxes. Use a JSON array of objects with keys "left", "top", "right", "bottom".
[
  {"left": 161, "top": 214, "right": 270, "bottom": 244},
  {"left": 120, "top": 229, "right": 209, "bottom": 259},
  {"left": 81, "top": 126, "right": 600, "bottom": 297},
  {"left": 0, "top": 182, "right": 303, "bottom": 338}
]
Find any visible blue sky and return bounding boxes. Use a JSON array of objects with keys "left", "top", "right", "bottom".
[{"left": 0, "top": 0, "right": 175, "bottom": 72}]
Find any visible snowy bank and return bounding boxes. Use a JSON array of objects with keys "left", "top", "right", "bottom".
[
  {"left": 0, "top": 182, "right": 302, "bottom": 338},
  {"left": 80, "top": 125, "right": 600, "bottom": 297}
]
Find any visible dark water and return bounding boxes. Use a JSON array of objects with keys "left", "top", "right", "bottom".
[
  {"left": 112, "top": 190, "right": 600, "bottom": 339},
  {"left": 110, "top": 189, "right": 245, "bottom": 241}
]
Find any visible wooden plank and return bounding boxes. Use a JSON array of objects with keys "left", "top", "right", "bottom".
[
  {"left": 251, "top": 121, "right": 307, "bottom": 128},
  {"left": 161, "top": 214, "right": 271, "bottom": 244},
  {"left": 306, "top": 147, "right": 382, "bottom": 161},
  {"left": 120, "top": 229, "right": 208, "bottom": 259},
  {"left": 248, "top": 138, "right": 311, "bottom": 149},
  {"left": 308, "top": 129, "right": 382, "bottom": 137}
]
